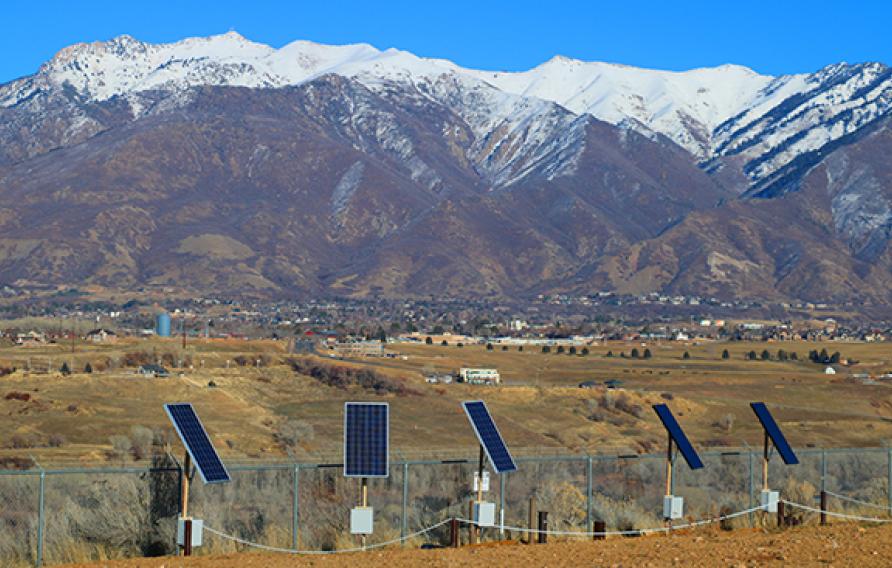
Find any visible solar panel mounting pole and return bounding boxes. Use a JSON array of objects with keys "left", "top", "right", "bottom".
[
  {"left": 762, "top": 430, "right": 769, "bottom": 492},
  {"left": 360, "top": 477, "right": 368, "bottom": 549},
  {"left": 476, "top": 444, "right": 485, "bottom": 543},
  {"left": 665, "top": 432, "right": 673, "bottom": 528},
  {"left": 180, "top": 452, "right": 192, "bottom": 556}
]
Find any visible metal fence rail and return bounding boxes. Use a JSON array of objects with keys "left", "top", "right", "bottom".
[{"left": 0, "top": 447, "right": 890, "bottom": 566}]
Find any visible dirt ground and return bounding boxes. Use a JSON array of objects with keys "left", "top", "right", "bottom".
[{"left": 63, "top": 523, "right": 892, "bottom": 567}]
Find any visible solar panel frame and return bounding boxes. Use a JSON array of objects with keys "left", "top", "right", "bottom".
[
  {"left": 462, "top": 400, "right": 518, "bottom": 474},
  {"left": 343, "top": 402, "right": 389, "bottom": 478},
  {"left": 750, "top": 402, "right": 799, "bottom": 465},
  {"left": 652, "top": 404, "right": 704, "bottom": 470},
  {"left": 164, "top": 403, "right": 231, "bottom": 484}
]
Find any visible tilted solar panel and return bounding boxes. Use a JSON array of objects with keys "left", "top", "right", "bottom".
[
  {"left": 344, "top": 402, "right": 389, "bottom": 478},
  {"left": 652, "top": 404, "right": 704, "bottom": 470},
  {"left": 750, "top": 402, "right": 799, "bottom": 465},
  {"left": 462, "top": 401, "right": 517, "bottom": 474},
  {"left": 164, "top": 403, "right": 231, "bottom": 484}
]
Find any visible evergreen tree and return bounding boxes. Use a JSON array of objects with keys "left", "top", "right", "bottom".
[
  {"left": 542, "top": 345, "right": 551, "bottom": 353},
  {"left": 630, "top": 347, "right": 640, "bottom": 358},
  {"left": 425, "top": 336, "right": 433, "bottom": 345},
  {"left": 581, "top": 347, "right": 589, "bottom": 356},
  {"left": 747, "top": 350, "right": 757, "bottom": 360},
  {"left": 486, "top": 343, "right": 494, "bottom": 351},
  {"left": 761, "top": 349, "right": 771, "bottom": 361},
  {"left": 721, "top": 349, "right": 730, "bottom": 360},
  {"left": 777, "top": 349, "right": 788, "bottom": 361},
  {"left": 830, "top": 352, "right": 841, "bottom": 364},
  {"left": 60, "top": 362, "right": 71, "bottom": 375},
  {"left": 84, "top": 362, "right": 93, "bottom": 374},
  {"left": 605, "top": 350, "right": 613, "bottom": 357},
  {"left": 441, "top": 340, "right": 448, "bottom": 346},
  {"left": 682, "top": 351, "right": 691, "bottom": 360},
  {"left": 569, "top": 346, "right": 577, "bottom": 355},
  {"left": 790, "top": 352, "right": 798, "bottom": 361},
  {"left": 518, "top": 346, "right": 523, "bottom": 352},
  {"left": 644, "top": 348, "right": 652, "bottom": 359},
  {"left": 557, "top": 345, "right": 565, "bottom": 354}
]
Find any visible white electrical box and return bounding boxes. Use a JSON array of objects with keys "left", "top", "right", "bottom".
[
  {"left": 176, "top": 517, "right": 203, "bottom": 547},
  {"left": 474, "top": 501, "right": 496, "bottom": 527},
  {"left": 350, "top": 507, "right": 374, "bottom": 534},
  {"left": 663, "top": 495, "right": 684, "bottom": 520},
  {"left": 761, "top": 490, "right": 779, "bottom": 513},
  {"left": 473, "top": 471, "right": 490, "bottom": 492}
]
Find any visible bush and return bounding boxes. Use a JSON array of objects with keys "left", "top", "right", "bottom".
[
  {"left": 288, "top": 358, "right": 419, "bottom": 396},
  {"left": 486, "top": 343, "right": 493, "bottom": 351},
  {"left": 48, "top": 434, "right": 65, "bottom": 448},
  {"left": 441, "top": 340, "right": 448, "bottom": 346}
]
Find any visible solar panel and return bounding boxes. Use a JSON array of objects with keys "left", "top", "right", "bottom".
[
  {"left": 462, "top": 401, "right": 517, "bottom": 474},
  {"left": 750, "top": 402, "right": 799, "bottom": 465},
  {"left": 344, "top": 402, "right": 389, "bottom": 478},
  {"left": 652, "top": 404, "right": 704, "bottom": 470},
  {"left": 164, "top": 403, "right": 231, "bottom": 484}
]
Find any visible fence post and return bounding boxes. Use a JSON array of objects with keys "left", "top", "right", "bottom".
[
  {"left": 820, "top": 449, "right": 827, "bottom": 495},
  {"left": 586, "top": 455, "right": 593, "bottom": 532},
  {"left": 887, "top": 447, "right": 892, "bottom": 516},
  {"left": 537, "top": 511, "right": 548, "bottom": 544},
  {"left": 747, "top": 450, "right": 754, "bottom": 528},
  {"left": 36, "top": 470, "right": 45, "bottom": 568},
  {"left": 401, "top": 462, "right": 408, "bottom": 547},
  {"left": 292, "top": 464, "right": 299, "bottom": 550}
]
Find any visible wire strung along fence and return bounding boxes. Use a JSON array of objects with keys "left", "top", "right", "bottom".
[{"left": 1, "top": 446, "right": 892, "bottom": 566}]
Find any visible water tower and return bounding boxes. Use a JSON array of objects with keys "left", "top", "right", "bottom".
[{"left": 156, "top": 312, "right": 171, "bottom": 337}]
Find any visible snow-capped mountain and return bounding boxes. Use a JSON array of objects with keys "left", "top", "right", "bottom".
[{"left": 2, "top": 32, "right": 892, "bottom": 305}]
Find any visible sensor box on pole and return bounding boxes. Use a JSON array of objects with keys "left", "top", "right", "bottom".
[
  {"left": 176, "top": 517, "right": 203, "bottom": 547},
  {"left": 350, "top": 507, "right": 374, "bottom": 534},
  {"left": 761, "top": 489, "right": 779, "bottom": 513},
  {"left": 663, "top": 495, "right": 684, "bottom": 520},
  {"left": 474, "top": 501, "right": 496, "bottom": 527}
]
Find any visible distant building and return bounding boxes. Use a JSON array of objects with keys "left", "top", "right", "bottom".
[
  {"left": 85, "top": 328, "right": 117, "bottom": 343},
  {"left": 137, "top": 364, "right": 170, "bottom": 378},
  {"left": 332, "top": 341, "right": 385, "bottom": 358},
  {"left": 459, "top": 368, "right": 501, "bottom": 385},
  {"left": 424, "top": 373, "right": 453, "bottom": 384},
  {"left": 15, "top": 331, "right": 46, "bottom": 347}
]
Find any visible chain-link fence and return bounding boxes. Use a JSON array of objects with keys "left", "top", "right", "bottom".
[{"left": 1, "top": 447, "right": 891, "bottom": 566}]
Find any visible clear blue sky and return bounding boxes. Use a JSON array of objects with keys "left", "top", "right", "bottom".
[{"left": 2, "top": 0, "right": 889, "bottom": 83}]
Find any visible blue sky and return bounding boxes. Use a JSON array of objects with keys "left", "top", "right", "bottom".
[{"left": 2, "top": 0, "right": 889, "bottom": 83}]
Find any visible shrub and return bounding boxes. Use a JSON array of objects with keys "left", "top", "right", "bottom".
[
  {"left": 288, "top": 358, "right": 419, "bottom": 396},
  {"left": 48, "top": 434, "right": 65, "bottom": 448}
]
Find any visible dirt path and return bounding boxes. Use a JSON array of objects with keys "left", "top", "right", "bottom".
[{"left": 64, "top": 523, "right": 892, "bottom": 567}]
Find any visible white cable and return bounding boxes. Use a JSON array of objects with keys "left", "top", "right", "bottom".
[
  {"left": 203, "top": 517, "right": 453, "bottom": 554},
  {"left": 825, "top": 490, "right": 892, "bottom": 511},
  {"left": 457, "top": 504, "right": 767, "bottom": 537},
  {"left": 781, "top": 500, "right": 892, "bottom": 523}
]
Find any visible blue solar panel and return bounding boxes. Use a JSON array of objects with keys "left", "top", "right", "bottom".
[
  {"left": 344, "top": 402, "right": 389, "bottom": 478},
  {"left": 462, "top": 401, "right": 517, "bottom": 474},
  {"left": 164, "top": 403, "right": 231, "bottom": 484},
  {"left": 751, "top": 402, "right": 798, "bottom": 465},
  {"left": 652, "top": 404, "right": 704, "bottom": 470}
]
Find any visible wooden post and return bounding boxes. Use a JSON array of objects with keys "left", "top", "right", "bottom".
[
  {"left": 537, "top": 511, "right": 548, "bottom": 544},
  {"left": 450, "top": 518, "right": 460, "bottom": 548},
  {"left": 528, "top": 496, "right": 536, "bottom": 544},
  {"left": 762, "top": 431, "right": 770, "bottom": 491},
  {"left": 468, "top": 501, "right": 476, "bottom": 544},
  {"left": 183, "top": 519, "right": 193, "bottom": 556},
  {"left": 820, "top": 490, "right": 827, "bottom": 526},
  {"left": 593, "top": 520, "right": 606, "bottom": 541},
  {"left": 777, "top": 500, "right": 785, "bottom": 528}
]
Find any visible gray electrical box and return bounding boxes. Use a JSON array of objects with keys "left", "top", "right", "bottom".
[
  {"left": 176, "top": 517, "right": 203, "bottom": 547},
  {"left": 350, "top": 507, "right": 374, "bottom": 534},
  {"left": 474, "top": 501, "right": 496, "bottom": 527},
  {"left": 663, "top": 495, "right": 684, "bottom": 520},
  {"left": 761, "top": 490, "right": 779, "bottom": 513}
]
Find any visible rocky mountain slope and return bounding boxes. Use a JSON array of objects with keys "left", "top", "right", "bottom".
[{"left": 0, "top": 33, "right": 890, "bottom": 302}]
